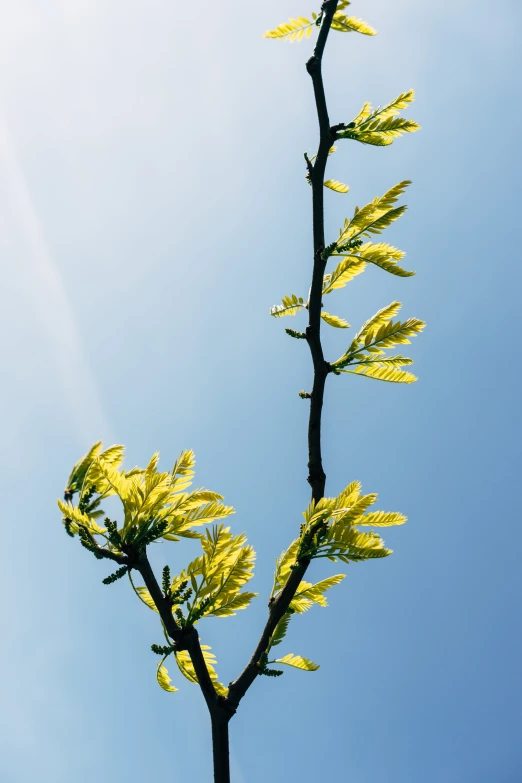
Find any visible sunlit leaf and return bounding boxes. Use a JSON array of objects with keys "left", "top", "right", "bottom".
[{"left": 275, "top": 654, "right": 320, "bottom": 671}]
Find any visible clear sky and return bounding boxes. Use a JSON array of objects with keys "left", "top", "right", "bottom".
[{"left": 1, "top": 1, "right": 521, "bottom": 781}]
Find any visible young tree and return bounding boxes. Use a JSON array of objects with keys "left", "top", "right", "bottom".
[{"left": 58, "top": 2, "right": 423, "bottom": 781}]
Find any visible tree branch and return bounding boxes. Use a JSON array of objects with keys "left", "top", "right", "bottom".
[
  {"left": 137, "top": 549, "right": 182, "bottom": 641},
  {"left": 227, "top": 0, "right": 339, "bottom": 710},
  {"left": 306, "top": 0, "right": 338, "bottom": 501},
  {"left": 136, "top": 549, "right": 222, "bottom": 715},
  {"left": 227, "top": 556, "right": 309, "bottom": 709},
  {"left": 77, "top": 525, "right": 130, "bottom": 566}
]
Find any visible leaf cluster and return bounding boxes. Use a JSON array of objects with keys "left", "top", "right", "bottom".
[
  {"left": 59, "top": 445, "right": 255, "bottom": 697},
  {"left": 297, "top": 482, "right": 406, "bottom": 563},
  {"left": 338, "top": 90, "right": 420, "bottom": 147},
  {"left": 270, "top": 181, "right": 424, "bottom": 385},
  {"left": 167, "top": 524, "right": 257, "bottom": 625},
  {"left": 264, "top": 3, "right": 376, "bottom": 44},
  {"left": 57, "top": 445, "right": 234, "bottom": 555},
  {"left": 256, "top": 482, "right": 406, "bottom": 675}
]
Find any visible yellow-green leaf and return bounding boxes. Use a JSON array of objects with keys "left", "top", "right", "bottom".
[
  {"left": 321, "top": 312, "right": 350, "bottom": 328},
  {"left": 345, "top": 365, "right": 418, "bottom": 383},
  {"left": 171, "top": 449, "right": 195, "bottom": 493},
  {"left": 268, "top": 613, "right": 292, "bottom": 651},
  {"left": 322, "top": 257, "right": 366, "bottom": 295},
  {"left": 290, "top": 574, "right": 346, "bottom": 613},
  {"left": 65, "top": 441, "right": 103, "bottom": 495},
  {"left": 324, "top": 179, "right": 349, "bottom": 193},
  {"left": 57, "top": 499, "right": 106, "bottom": 536},
  {"left": 272, "top": 539, "right": 300, "bottom": 597},
  {"left": 135, "top": 586, "right": 159, "bottom": 612},
  {"left": 157, "top": 663, "right": 178, "bottom": 692},
  {"left": 264, "top": 16, "right": 315, "bottom": 41},
  {"left": 174, "top": 645, "right": 228, "bottom": 697},
  {"left": 270, "top": 294, "right": 306, "bottom": 318},
  {"left": 358, "top": 511, "right": 407, "bottom": 527},
  {"left": 357, "top": 242, "right": 414, "bottom": 277},
  {"left": 331, "top": 14, "right": 377, "bottom": 35},
  {"left": 275, "top": 654, "right": 319, "bottom": 671},
  {"left": 337, "top": 182, "right": 411, "bottom": 246},
  {"left": 340, "top": 90, "right": 419, "bottom": 147}
]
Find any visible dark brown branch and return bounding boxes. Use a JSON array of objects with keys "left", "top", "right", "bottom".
[
  {"left": 93, "top": 545, "right": 129, "bottom": 566},
  {"left": 77, "top": 525, "right": 130, "bottom": 566},
  {"left": 136, "top": 549, "right": 222, "bottom": 715},
  {"left": 227, "top": 0, "right": 339, "bottom": 711},
  {"left": 185, "top": 626, "right": 227, "bottom": 716},
  {"left": 305, "top": 0, "right": 338, "bottom": 501},
  {"left": 137, "top": 548, "right": 182, "bottom": 640},
  {"left": 211, "top": 712, "right": 231, "bottom": 783},
  {"left": 227, "top": 556, "right": 310, "bottom": 709}
]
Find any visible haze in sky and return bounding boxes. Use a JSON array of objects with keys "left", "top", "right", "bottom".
[{"left": 1, "top": 1, "right": 521, "bottom": 781}]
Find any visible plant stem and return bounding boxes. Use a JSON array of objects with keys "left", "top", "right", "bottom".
[
  {"left": 211, "top": 712, "right": 231, "bottom": 783},
  {"left": 306, "top": 0, "right": 338, "bottom": 501},
  {"left": 227, "top": 0, "right": 339, "bottom": 714}
]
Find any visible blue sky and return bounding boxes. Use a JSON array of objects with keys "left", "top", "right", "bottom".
[{"left": 1, "top": 0, "right": 521, "bottom": 781}]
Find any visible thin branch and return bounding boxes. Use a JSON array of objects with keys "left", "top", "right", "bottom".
[
  {"left": 78, "top": 526, "right": 130, "bottom": 565},
  {"left": 227, "top": 0, "right": 339, "bottom": 710},
  {"left": 227, "top": 556, "right": 309, "bottom": 709},
  {"left": 136, "top": 549, "right": 221, "bottom": 715},
  {"left": 305, "top": 0, "right": 338, "bottom": 501},
  {"left": 93, "top": 546, "right": 129, "bottom": 566},
  {"left": 186, "top": 627, "right": 231, "bottom": 717},
  {"left": 137, "top": 549, "right": 182, "bottom": 641}
]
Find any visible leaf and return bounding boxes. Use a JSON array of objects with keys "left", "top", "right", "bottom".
[
  {"left": 290, "top": 574, "right": 346, "bottom": 613},
  {"left": 322, "top": 257, "right": 366, "bottom": 295},
  {"left": 62, "top": 445, "right": 233, "bottom": 551},
  {"left": 339, "top": 90, "right": 419, "bottom": 146},
  {"left": 157, "top": 662, "right": 178, "bottom": 692},
  {"left": 333, "top": 493, "right": 379, "bottom": 527},
  {"left": 336, "top": 480, "right": 362, "bottom": 509},
  {"left": 180, "top": 501, "right": 235, "bottom": 526},
  {"left": 355, "top": 301, "right": 403, "bottom": 344},
  {"left": 275, "top": 654, "right": 319, "bottom": 671},
  {"left": 270, "top": 294, "right": 306, "bottom": 318},
  {"left": 171, "top": 449, "right": 196, "bottom": 493},
  {"left": 324, "top": 179, "right": 349, "bottom": 193},
  {"left": 211, "top": 591, "right": 258, "bottom": 617},
  {"left": 362, "top": 316, "right": 425, "bottom": 352},
  {"left": 65, "top": 441, "right": 103, "bottom": 495},
  {"left": 362, "top": 90, "right": 416, "bottom": 125},
  {"left": 331, "top": 14, "right": 377, "bottom": 35},
  {"left": 268, "top": 613, "right": 292, "bottom": 649},
  {"left": 321, "top": 312, "right": 350, "bottom": 328},
  {"left": 296, "top": 481, "right": 405, "bottom": 564},
  {"left": 337, "top": 182, "right": 411, "bottom": 245},
  {"left": 354, "top": 354, "right": 414, "bottom": 368},
  {"left": 84, "top": 456, "right": 132, "bottom": 504},
  {"left": 57, "top": 499, "right": 106, "bottom": 536},
  {"left": 358, "top": 511, "right": 407, "bottom": 527},
  {"left": 264, "top": 16, "right": 316, "bottom": 41},
  {"left": 175, "top": 524, "right": 256, "bottom": 622},
  {"left": 343, "top": 365, "right": 418, "bottom": 383},
  {"left": 357, "top": 242, "right": 414, "bottom": 277},
  {"left": 175, "top": 645, "right": 228, "bottom": 697},
  {"left": 332, "top": 302, "right": 424, "bottom": 373},
  {"left": 344, "top": 120, "right": 420, "bottom": 147},
  {"left": 324, "top": 524, "right": 392, "bottom": 563},
  {"left": 272, "top": 539, "right": 300, "bottom": 596},
  {"left": 135, "top": 587, "right": 159, "bottom": 612}
]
